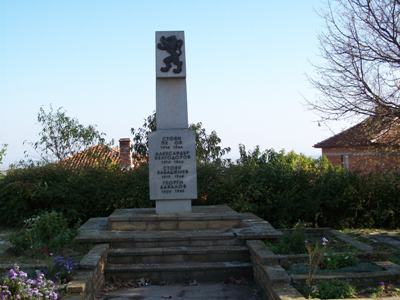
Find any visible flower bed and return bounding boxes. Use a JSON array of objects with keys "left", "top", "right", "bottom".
[
  {"left": 294, "top": 279, "right": 400, "bottom": 299},
  {"left": 265, "top": 228, "right": 371, "bottom": 255},
  {"left": 248, "top": 236, "right": 400, "bottom": 300},
  {"left": 342, "top": 229, "right": 400, "bottom": 265},
  {"left": 0, "top": 265, "right": 58, "bottom": 299}
]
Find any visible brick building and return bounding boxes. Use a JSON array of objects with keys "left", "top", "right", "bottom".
[{"left": 314, "top": 116, "right": 400, "bottom": 173}]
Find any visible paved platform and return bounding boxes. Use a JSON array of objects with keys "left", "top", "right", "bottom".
[
  {"left": 69, "top": 205, "right": 281, "bottom": 297},
  {"left": 100, "top": 282, "right": 263, "bottom": 300}
]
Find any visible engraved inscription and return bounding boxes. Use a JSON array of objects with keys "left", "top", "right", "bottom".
[
  {"left": 154, "top": 136, "right": 190, "bottom": 193},
  {"left": 149, "top": 129, "right": 197, "bottom": 200}
]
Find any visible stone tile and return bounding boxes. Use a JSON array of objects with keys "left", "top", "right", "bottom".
[
  {"left": 67, "top": 281, "right": 87, "bottom": 293},
  {"left": 99, "top": 283, "right": 261, "bottom": 300},
  {"left": 273, "top": 283, "right": 306, "bottom": 300},
  {"left": 331, "top": 230, "right": 373, "bottom": 253},
  {"left": 263, "top": 265, "right": 290, "bottom": 285},
  {"left": 79, "top": 244, "right": 109, "bottom": 269}
]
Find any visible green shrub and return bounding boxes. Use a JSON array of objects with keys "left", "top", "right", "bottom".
[
  {"left": 0, "top": 164, "right": 149, "bottom": 226},
  {"left": 1, "top": 148, "right": 400, "bottom": 229},
  {"left": 322, "top": 252, "right": 358, "bottom": 269},
  {"left": 269, "top": 227, "right": 306, "bottom": 254},
  {"left": 314, "top": 279, "right": 356, "bottom": 299},
  {"left": 9, "top": 211, "right": 76, "bottom": 256}
]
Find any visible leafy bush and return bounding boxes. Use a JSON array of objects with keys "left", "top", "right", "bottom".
[
  {"left": 269, "top": 227, "right": 306, "bottom": 254},
  {"left": 0, "top": 164, "right": 149, "bottom": 226},
  {"left": 9, "top": 212, "right": 76, "bottom": 256},
  {"left": 322, "top": 252, "right": 358, "bottom": 270},
  {"left": 0, "top": 265, "right": 58, "bottom": 299},
  {"left": 314, "top": 279, "right": 356, "bottom": 299},
  {"left": 1, "top": 147, "right": 400, "bottom": 229}
]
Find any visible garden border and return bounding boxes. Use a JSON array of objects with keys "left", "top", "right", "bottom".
[
  {"left": 247, "top": 239, "right": 400, "bottom": 300},
  {"left": 65, "top": 243, "right": 109, "bottom": 300}
]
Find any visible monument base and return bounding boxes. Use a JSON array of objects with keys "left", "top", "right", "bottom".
[{"left": 155, "top": 199, "right": 192, "bottom": 214}]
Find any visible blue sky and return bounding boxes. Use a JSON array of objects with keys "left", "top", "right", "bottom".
[{"left": 1, "top": 0, "right": 350, "bottom": 169}]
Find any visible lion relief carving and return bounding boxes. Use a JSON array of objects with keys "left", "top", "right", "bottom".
[{"left": 157, "top": 35, "right": 183, "bottom": 74}]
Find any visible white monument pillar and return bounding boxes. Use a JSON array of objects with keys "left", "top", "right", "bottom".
[{"left": 149, "top": 31, "right": 197, "bottom": 214}]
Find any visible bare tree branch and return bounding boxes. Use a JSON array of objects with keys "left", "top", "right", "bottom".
[{"left": 309, "top": 0, "right": 400, "bottom": 121}]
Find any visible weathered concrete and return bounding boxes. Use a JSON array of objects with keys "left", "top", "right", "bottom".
[
  {"left": 290, "top": 261, "right": 400, "bottom": 284},
  {"left": 153, "top": 30, "right": 195, "bottom": 214},
  {"left": 74, "top": 205, "right": 281, "bottom": 293},
  {"left": 330, "top": 229, "right": 373, "bottom": 253},
  {"left": 370, "top": 235, "right": 400, "bottom": 250},
  {"left": 66, "top": 244, "right": 109, "bottom": 300},
  {"left": 100, "top": 283, "right": 261, "bottom": 300},
  {"left": 155, "top": 199, "right": 192, "bottom": 214},
  {"left": 105, "top": 261, "right": 253, "bottom": 283},
  {"left": 107, "top": 245, "right": 249, "bottom": 264}
]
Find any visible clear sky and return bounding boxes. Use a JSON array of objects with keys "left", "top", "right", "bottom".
[{"left": 1, "top": 0, "right": 351, "bottom": 169}]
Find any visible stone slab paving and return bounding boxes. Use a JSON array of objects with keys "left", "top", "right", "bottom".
[
  {"left": 330, "top": 230, "right": 374, "bottom": 252},
  {"left": 357, "top": 230, "right": 400, "bottom": 250},
  {"left": 370, "top": 235, "right": 400, "bottom": 250},
  {"left": 100, "top": 283, "right": 262, "bottom": 300}
]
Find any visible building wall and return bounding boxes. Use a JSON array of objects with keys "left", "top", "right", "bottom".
[{"left": 321, "top": 146, "right": 400, "bottom": 173}]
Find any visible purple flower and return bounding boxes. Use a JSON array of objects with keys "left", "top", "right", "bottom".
[
  {"left": 7, "top": 269, "right": 17, "bottom": 280},
  {"left": 17, "top": 271, "right": 27, "bottom": 279},
  {"left": 54, "top": 256, "right": 75, "bottom": 273}
]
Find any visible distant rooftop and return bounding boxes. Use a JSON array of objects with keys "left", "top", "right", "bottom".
[
  {"left": 60, "top": 144, "right": 120, "bottom": 169},
  {"left": 314, "top": 116, "right": 400, "bottom": 148},
  {"left": 60, "top": 144, "right": 147, "bottom": 169}
]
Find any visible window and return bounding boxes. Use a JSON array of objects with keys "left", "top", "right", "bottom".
[{"left": 341, "top": 154, "right": 349, "bottom": 170}]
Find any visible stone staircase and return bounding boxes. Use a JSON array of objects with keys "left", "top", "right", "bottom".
[{"left": 75, "top": 205, "right": 281, "bottom": 284}]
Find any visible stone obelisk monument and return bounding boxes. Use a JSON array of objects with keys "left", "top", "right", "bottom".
[{"left": 149, "top": 31, "right": 197, "bottom": 214}]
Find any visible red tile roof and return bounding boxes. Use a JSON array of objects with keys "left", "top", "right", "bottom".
[
  {"left": 314, "top": 116, "right": 400, "bottom": 148},
  {"left": 60, "top": 145, "right": 120, "bottom": 169}
]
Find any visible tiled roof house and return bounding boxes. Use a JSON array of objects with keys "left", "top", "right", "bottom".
[
  {"left": 314, "top": 116, "right": 400, "bottom": 172},
  {"left": 61, "top": 138, "right": 145, "bottom": 170}
]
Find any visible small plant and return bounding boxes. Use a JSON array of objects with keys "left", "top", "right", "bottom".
[
  {"left": 372, "top": 281, "right": 386, "bottom": 298},
  {"left": 314, "top": 279, "right": 356, "bottom": 299},
  {"left": 270, "top": 226, "right": 307, "bottom": 254},
  {"left": 305, "top": 237, "right": 328, "bottom": 296},
  {"left": 9, "top": 211, "right": 77, "bottom": 257},
  {"left": 0, "top": 264, "right": 58, "bottom": 299},
  {"left": 370, "top": 281, "right": 400, "bottom": 298},
  {"left": 52, "top": 256, "right": 75, "bottom": 283},
  {"left": 321, "top": 252, "right": 358, "bottom": 270}
]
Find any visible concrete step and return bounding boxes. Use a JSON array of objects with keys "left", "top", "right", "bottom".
[
  {"left": 99, "top": 283, "right": 260, "bottom": 300},
  {"left": 107, "top": 245, "right": 250, "bottom": 264},
  {"left": 105, "top": 261, "right": 253, "bottom": 283},
  {"left": 108, "top": 206, "right": 242, "bottom": 231},
  {"left": 76, "top": 229, "right": 245, "bottom": 248}
]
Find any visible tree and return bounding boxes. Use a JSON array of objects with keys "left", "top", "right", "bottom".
[
  {"left": 0, "top": 144, "right": 7, "bottom": 166},
  {"left": 131, "top": 112, "right": 157, "bottom": 157},
  {"left": 131, "top": 113, "right": 231, "bottom": 164},
  {"left": 190, "top": 122, "right": 231, "bottom": 164},
  {"left": 309, "top": 0, "right": 400, "bottom": 121},
  {"left": 29, "top": 106, "right": 107, "bottom": 162}
]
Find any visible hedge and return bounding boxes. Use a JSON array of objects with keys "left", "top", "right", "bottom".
[{"left": 1, "top": 150, "right": 399, "bottom": 228}]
